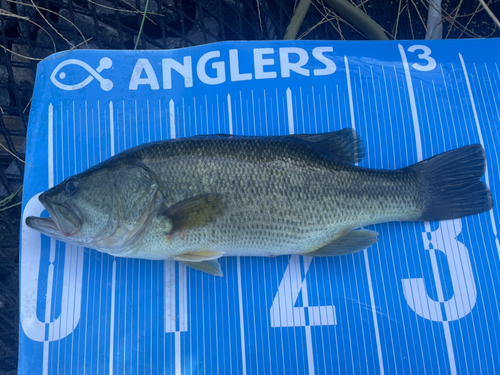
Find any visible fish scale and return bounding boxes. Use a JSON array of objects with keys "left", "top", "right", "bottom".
[{"left": 128, "top": 137, "right": 422, "bottom": 258}]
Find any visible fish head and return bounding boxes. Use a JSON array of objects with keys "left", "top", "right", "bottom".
[
  {"left": 26, "top": 159, "right": 162, "bottom": 253},
  {"left": 26, "top": 167, "right": 121, "bottom": 247}
]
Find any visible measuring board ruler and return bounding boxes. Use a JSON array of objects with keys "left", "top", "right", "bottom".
[{"left": 20, "top": 40, "right": 500, "bottom": 375}]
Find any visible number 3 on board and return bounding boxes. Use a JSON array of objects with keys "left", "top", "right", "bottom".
[{"left": 408, "top": 45, "right": 437, "bottom": 72}]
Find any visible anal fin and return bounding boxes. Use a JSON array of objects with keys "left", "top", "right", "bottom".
[
  {"left": 173, "top": 250, "right": 225, "bottom": 276},
  {"left": 179, "top": 259, "right": 223, "bottom": 277},
  {"left": 304, "top": 229, "right": 379, "bottom": 257}
]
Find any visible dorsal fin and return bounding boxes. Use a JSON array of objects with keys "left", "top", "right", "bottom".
[
  {"left": 194, "top": 128, "right": 366, "bottom": 165},
  {"left": 287, "top": 128, "right": 366, "bottom": 164}
]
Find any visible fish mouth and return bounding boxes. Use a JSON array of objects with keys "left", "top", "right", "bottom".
[{"left": 26, "top": 194, "right": 82, "bottom": 238}]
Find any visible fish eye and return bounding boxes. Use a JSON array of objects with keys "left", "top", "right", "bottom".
[{"left": 64, "top": 178, "right": 79, "bottom": 195}]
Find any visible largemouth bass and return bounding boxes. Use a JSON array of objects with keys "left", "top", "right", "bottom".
[{"left": 26, "top": 128, "right": 493, "bottom": 276}]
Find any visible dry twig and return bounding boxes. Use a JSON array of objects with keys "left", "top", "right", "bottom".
[{"left": 0, "top": 142, "right": 32, "bottom": 166}]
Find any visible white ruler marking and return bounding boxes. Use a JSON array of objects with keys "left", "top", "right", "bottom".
[
  {"left": 344, "top": 56, "right": 356, "bottom": 129},
  {"left": 109, "top": 260, "right": 116, "bottom": 374},
  {"left": 175, "top": 331, "right": 181, "bottom": 375},
  {"left": 109, "top": 101, "right": 115, "bottom": 156},
  {"left": 43, "top": 103, "right": 56, "bottom": 375},
  {"left": 286, "top": 88, "right": 294, "bottom": 135},
  {"left": 227, "top": 94, "right": 233, "bottom": 134},
  {"left": 399, "top": 43, "right": 457, "bottom": 375},
  {"left": 230, "top": 100, "right": 247, "bottom": 373},
  {"left": 169, "top": 100, "right": 176, "bottom": 139},
  {"left": 236, "top": 257, "right": 247, "bottom": 375},
  {"left": 108, "top": 100, "right": 117, "bottom": 374},
  {"left": 165, "top": 102, "right": 185, "bottom": 375},
  {"left": 345, "top": 56, "right": 385, "bottom": 375},
  {"left": 459, "top": 54, "right": 500, "bottom": 260}
]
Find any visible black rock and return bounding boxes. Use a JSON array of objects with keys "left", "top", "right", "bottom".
[
  {"left": 186, "top": 17, "right": 220, "bottom": 46},
  {"left": 0, "top": 65, "right": 9, "bottom": 108},
  {"left": 15, "top": 0, "right": 39, "bottom": 39},
  {"left": 0, "top": 89, "right": 9, "bottom": 109},
  {"left": 0, "top": 65, "right": 7, "bottom": 83},
  {"left": 59, "top": 7, "right": 122, "bottom": 46},
  {"left": 11, "top": 44, "right": 35, "bottom": 86},
  {"left": 33, "top": 28, "right": 66, "bottom": 59},
  {"left": 0, "top": 0, "right": 18, "bottom": 31},
  {"left": 92, "top": 0, "right": 119, "bottom": 16},
  {"left": 1, "top": 116, "right": 24, "bottom": 132}
]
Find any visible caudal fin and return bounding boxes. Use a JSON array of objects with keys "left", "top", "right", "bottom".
[{"left": 408, "top": 144, "right": 493, "bottom": 222}]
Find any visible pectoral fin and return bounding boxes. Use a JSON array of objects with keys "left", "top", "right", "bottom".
[
  {"left": 304, "top": 229, "right": 379, "bottom": 257},
  {"left": 179, "top": 260, "right": 223, "bottom": 277},
  {"left": 160, "top": 194, "right": 224, "bottom": 234}
]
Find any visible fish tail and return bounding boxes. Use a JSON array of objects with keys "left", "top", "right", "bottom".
[{"left": 408, "top": 144, "right": 494, "bottom": 221}]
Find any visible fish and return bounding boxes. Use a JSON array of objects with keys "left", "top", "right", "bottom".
[{"left": 26, "top": 128, "right": 494, "bottom": 276}]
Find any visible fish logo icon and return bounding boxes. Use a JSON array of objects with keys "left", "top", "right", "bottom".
[{"left": 50, "top": 57, "right": 113, "bottom": 91}]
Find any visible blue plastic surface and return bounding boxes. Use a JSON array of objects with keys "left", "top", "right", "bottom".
[{"left": 20, "top": 39, "right": 500, "bottom": 374}]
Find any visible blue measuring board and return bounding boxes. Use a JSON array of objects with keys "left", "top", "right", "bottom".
[{"left": 20, "top": 39, "right": 500, "bottom": 375}]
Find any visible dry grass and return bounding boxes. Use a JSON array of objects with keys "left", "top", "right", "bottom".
[
  {"left": 301, "top": 0, "right": 499, "bottom": 40},
  {"left": 0, "top": 142, "right": 32, "bottom": 166},
  {"left": 88, "top": 0, "right": 162, "bottom": 20},
  {"left": 0, "top": 186, "right": 23, "bottom": 212},
  {"left": 0, "top": 6, "right": 57, "bottom": 51}
]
